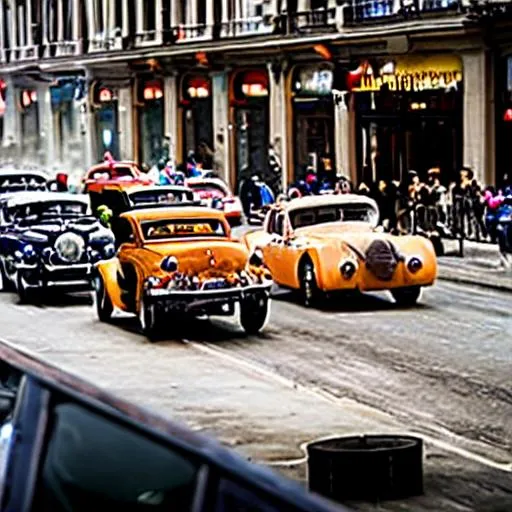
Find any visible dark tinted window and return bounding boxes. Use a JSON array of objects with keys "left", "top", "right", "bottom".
[
  {"left": 31, "top": 403, "right": 199, "bottom": 511},
  {"left": 141, "top": 218, "right": 227, "bottom": 240}
]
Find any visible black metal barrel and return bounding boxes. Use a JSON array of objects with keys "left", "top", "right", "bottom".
[{"left": 307, "top": 435, "right": 424, "bottom": 502}]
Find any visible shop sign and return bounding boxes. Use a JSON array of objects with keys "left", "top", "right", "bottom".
[
  {"left": 20, "top": 90, "right": 37, "bottom": 108},
  {"left": 99, "top": 87, "right": 113, "bottom": 102},
  {"left": 186, "top": 77, "right": 210, "bottom": 99},
  {"left": 295, "top": 66, "right": 333, "bottom": 96},
  {"left": 239, "top": 70, "right": 269, "bottom": 98},
  {"left": 351, "top": 55, "right": 463, "bottom": 93},
  {"left": 143, "top": 81, "right": 163, "bottom": 101}
]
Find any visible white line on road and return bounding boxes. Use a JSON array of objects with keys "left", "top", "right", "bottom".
[{"left": 182, "top": 338, "right": 512, "bottom": 473}]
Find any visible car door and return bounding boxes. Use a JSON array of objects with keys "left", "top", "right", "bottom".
[{"left": 261, "top": 210, "right": 287, "bottom": 284}]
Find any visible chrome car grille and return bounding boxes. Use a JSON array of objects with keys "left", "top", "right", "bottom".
[{"left": 365, "top": 240, "right": 400, "bottom": 281}]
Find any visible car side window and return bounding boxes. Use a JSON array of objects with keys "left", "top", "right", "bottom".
[
  {"left": 112, "top": 218, "right": 135, "bottom": 247},
  {"left": 30, "top": 403, "right": 200, "bottom": 511}
]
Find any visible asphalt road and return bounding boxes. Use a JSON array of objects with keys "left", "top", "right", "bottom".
[{"left": 0, "top": 280, "right": 511, "bottom": 512}]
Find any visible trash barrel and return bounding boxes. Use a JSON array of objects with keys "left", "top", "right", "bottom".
[{"left": 307, "top": 435, "right": 423, "bottom": 502}]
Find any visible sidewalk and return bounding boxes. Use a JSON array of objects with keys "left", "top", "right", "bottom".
[{"left": 438, "top": 239, "right": 512, "bottom": 292}]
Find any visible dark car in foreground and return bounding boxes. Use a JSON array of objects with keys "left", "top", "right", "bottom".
[
  {"left": 0, "top": 192, "right": 115, "bottom": 302},
  {"left": 0, "top": 339, "right": 348, "bottom": 511}
]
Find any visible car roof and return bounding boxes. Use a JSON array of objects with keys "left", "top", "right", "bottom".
[
  {"left": 187, "top": 177, "right": 230, "bottom": 189},
  {"left": 284, "top": 194, "right": 378, "bottom": 212},
  {"left": 5, "top": 191, "right": 90, "bottom": 208},
  {"left": 88, "top": 161, "right": 139, "bottom": 172},
  {"left": 0, "top": 169, "right": 49, "bottom": 179},
  {"left": 126, "top": 185, "right": 194, "bottom": 196},
  {"left": 121, "top": 206, "right": 225, "bottom": 223}
]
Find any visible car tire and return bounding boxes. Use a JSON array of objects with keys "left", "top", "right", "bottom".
[
  {"left": 391, "top": 286, "right": 421, "bottom": 307},
  {"left": 240, "top": 296, "right": 269, "bottom": 335},
  {"left": 17, "top": 272, "right": 37, "bottom": 305},
  {"left": 139, "top": 295, "right": 159, "bottom": 341},
  {"left": 94, "top": 274, "right": 113, "bottom": 322},
  {"left": 299, "top": 260, "right": 321, "bottom": 307}
]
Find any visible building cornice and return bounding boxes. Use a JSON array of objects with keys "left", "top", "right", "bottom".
[{"left": 0, "top": 15, "right": 474, "bottom": 75}]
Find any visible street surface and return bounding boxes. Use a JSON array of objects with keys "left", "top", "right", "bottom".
[{"left": 0, "top": 280, "right": 511, "bottom": 511}]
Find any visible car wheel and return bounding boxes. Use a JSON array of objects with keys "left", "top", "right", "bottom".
[
  {"left": 94, "top": 275, "right": 113, "bottom": 322},
  {"left": 17, "top": 272, "right": 37, "bottom": 305},
  {"left": 240, "top": 295, "right": 269, "bottom": 335},
  {"left": 391, "top": 286, "right": 421, "bottom": 307},
  {"left": 139, "top": 295, "right": 159, "bottom": 341},
  {"left": 300, "top": 260, "right": 320, "bottom": 307}
]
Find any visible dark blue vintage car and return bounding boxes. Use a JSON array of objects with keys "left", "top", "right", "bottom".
[{"left": 0, "top": 192, "right": 115, "bottom": 302}]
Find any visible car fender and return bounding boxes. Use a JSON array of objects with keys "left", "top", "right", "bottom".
[
  {"left": 294, "top": 242, "right": 352, "bottom": 291},
  {"left": 95, "top": 258, "right": 125, "bottom": 310}
]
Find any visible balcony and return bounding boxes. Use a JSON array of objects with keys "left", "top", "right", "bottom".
[
  {"left": 344, "top": 0, "right": 463, "bottom": 24},
  {"left": 290, "top": 7, "right": 338, "bottom": 33}
]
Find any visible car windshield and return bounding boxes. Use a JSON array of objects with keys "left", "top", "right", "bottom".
[
  {"left": 290, "top": 203, "right": 378, "bottom": 229},
  {"left": 88, "top": 167, "right": 136, "bottom": 181},
  {"left": 188, "top": 183, "right": 227, "bottom": 199},
  {"left": 0, "top": 174, "right": 47, "bottom": 193},
  {"left": 129, "top": 190, "right": 194, "bottom": 205},
  {"left": 7, "top": 201, "right": 87, "bottom": 221},
  {"left": 141, "top": 218, "right": 227, "bottom": 240}
]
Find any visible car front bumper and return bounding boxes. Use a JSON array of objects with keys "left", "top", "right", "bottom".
[
  {"left": 144, "top": 282, "right": 272, "bottom": 315},
  {"left": 17, "top": 262, "right": 93, "bottom": 290}
]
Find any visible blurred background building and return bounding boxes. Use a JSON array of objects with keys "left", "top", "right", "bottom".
[{"left": 0, "top": 0, "right": 511, "bottom": 188}]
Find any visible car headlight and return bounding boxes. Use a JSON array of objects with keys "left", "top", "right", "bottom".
[
  {"left": 407, "top": 256, "right": 423, "bottom": 274},
  {"left": 339, "top": 259, "right": 357, "bottom": 279},
  {"left": 145, "top": 276, "right": 162, "bottom": 289},
  {"left": 249, "top": 248, "right": 264, "bottom": 267},
  {"left": 161, "top": 255, "right": 179, "bottom": 272},
  {"left": 102, "top": 243, "right": 116, "bottom": 259}
]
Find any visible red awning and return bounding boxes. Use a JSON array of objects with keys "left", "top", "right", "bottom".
[{"left": 241, "top": 70, "right": 268, "bottom": 87}]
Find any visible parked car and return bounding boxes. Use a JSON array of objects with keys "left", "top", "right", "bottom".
[
  {"left": 0, "top": 168, "right": 52, "bottom": 196},
  {"left": 93, "top": 205, "right": 272, "bottom": 340},
  {"left": 89, "top": 183, "right": 198, "bottom": 219},
  {"left": 0, "top": 192, "right": 115, "bottom": 302},
  {"left": 186, "top": 177, "right": 243, "bottom": 226},
  {"left": 494, "top": 201, "right": 512, "bottom": 254},
  {"left": 0, "top": 341, "right": 347, "bottom": 511},
  {"left": 242, "top": 194, "right": 438, "bottom": 307},
  {"left": 82, "top": 160, "right": 153, "bottom": 193}
]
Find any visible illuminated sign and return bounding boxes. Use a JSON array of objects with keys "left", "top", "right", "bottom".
[
  {"left": 239, "top": 70, "right": 269, "bottom": 98},
  {"left": 186, "top": 77, "right": 210, "bottom": 99},
  {"left": 99, "top": 87, "right": 113, "bottom": 102},
  {"left": 295, "top": 66, "right": 333, "bottom": 96},
  {"left": 21, "top": 90, "right": 37, "bottom": 108},
  {"left": 242, "top": 83, "right": 268, "bottom": 96},
  {"left": 352, "top": 71, "right": 462, "bottom": 92},
  {"left": 143, "top": 81, "right": 163, "bottom": 101},
  {"left": 351, "top": 55, "right": 463, "bottom": 93},
  {"left": 504, "top": 108, "right": 512, "bottom": 122}
]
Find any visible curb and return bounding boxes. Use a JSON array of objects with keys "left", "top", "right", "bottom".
[{"left": 437, "top": 270, "right": 512, "bottom": 293}]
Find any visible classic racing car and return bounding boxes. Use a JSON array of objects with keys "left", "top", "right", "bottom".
[
  {"left": 186, "top": 177, "right": 243, "bottom": 226},
  {"left": 242, "top": 194, "right": 437, "bottom": 306},
  {"left": 0, "top": 192, "right": 115, "bottom": 302},
  {"left": 93, "top": 205, "right": 272, "bottom": 339},
  {"left": 89, "top": 183, "right": 198, "bottom": 218},
  {"left": 82, "top": 160, "right": 153, "bottom": 193}
]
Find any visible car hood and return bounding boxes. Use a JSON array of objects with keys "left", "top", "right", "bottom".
[{"left": 142, "top": 239, "right": 250, "bottom": 275}]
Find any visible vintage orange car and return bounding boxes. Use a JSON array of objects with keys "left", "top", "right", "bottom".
[
  {"left": 242, "top": 194, "right": 437, "bottom": 307},
  {"left": 93, "top": 205, "right": 273, "bottom": 339}
]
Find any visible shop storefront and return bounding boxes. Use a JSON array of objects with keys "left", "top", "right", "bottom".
[
  {"left": 495, "top": 54, "right": 512, "bottom": 188},
  {"left": 19, "top": 89, "right": 40, "bottom": 157},
  {"left": 179, "top": 73, "right": 213, "bottom": 168},
  {"left": 289, "top": 62, "right": 335, "bottom": 181},
  {"left": 136, "top": 78, "right": 164, "bottom": 167},
  {"left": 91, "top": 83, "right": 119, "bottom": 162},
  {"left": 50, "top": 79, "right": 77, "bottom": 162},
  {"left": 230, "top": 68, "right": 270, "bottom": 189},
  {"left": 349, "top": 54, "right": 463, "bottom": 185},
  {"left": 0, "top": 81, "right": 5, "bottom": 140}
]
